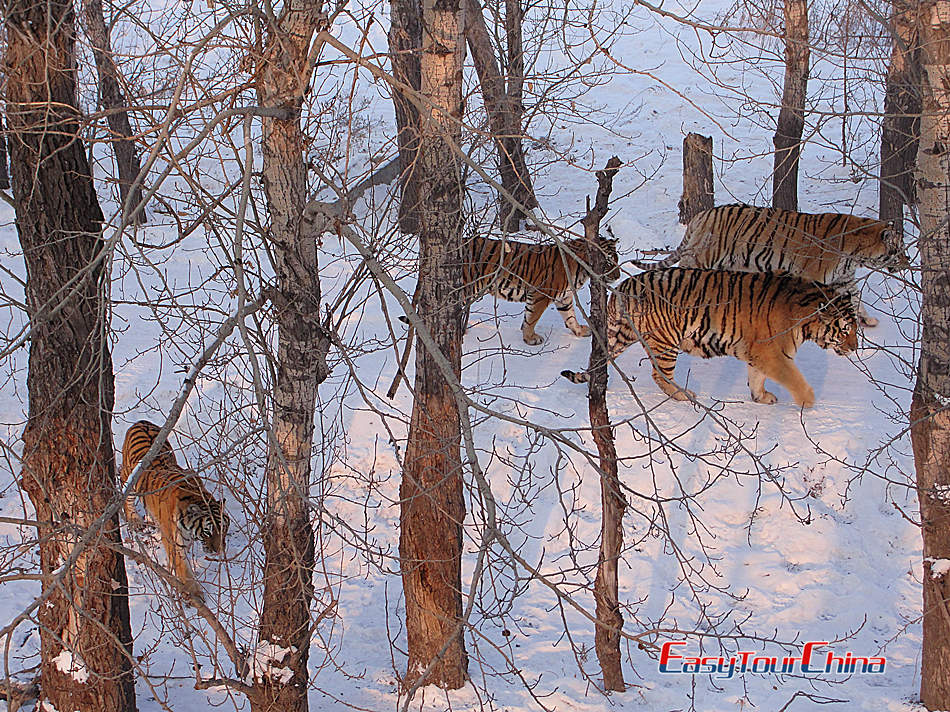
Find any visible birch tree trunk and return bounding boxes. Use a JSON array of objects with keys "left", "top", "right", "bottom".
[
  {"left": 252, "top": 4, "right": 331, "bottom": 711},
  {"left": 772, "top": 0, "right": 809, "bottom": 211},
  {"left": 583, "top": 157, "right": 626, "bottom": 692},
  {"left": 880, "top": 0, "right": 921, "bottom": 236},
  {"left": 465, "top": 0, "right": 537, "bottom": 231},
  {"left": 911, "top": 2, "right": 950, "bottom": 708},
  {"left": 390, "top": 0, "right": 424, "bottom": 234},
  {"left": 400, "top": 0, "right": 469, "bottom": 690},
  {"left": 3, "top": 0, "right": 135, "bottom": 708}
]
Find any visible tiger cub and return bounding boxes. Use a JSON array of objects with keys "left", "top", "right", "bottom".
[
  {"left": 634, "top": 204, "right": 908, "bottom": 327},
  {"left": 561, "top": 268, "right": 859, "bottom": 408},
  {"left": 465, "top": 234, "right": 620, "bottom": 344},
  {"left": 120, "top": 420, "right": 229, "bottom": 600}
]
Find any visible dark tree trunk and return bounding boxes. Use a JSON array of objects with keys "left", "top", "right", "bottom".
[
  {"left": 0, "top": 117, "right": 9, "bottom": 190},
  {"left": 82, "top": 0, "right": 147, "bottom": 223},
  {"left": 390, "top": 0, "right": 424, "bottom": 234},
  {"left": 465, "top": 0, "right": 537, "bottom": 231},
  {"left": 252, "top": 4, "right": 331, "bottom": 712},
  {"left": 400, "top": 0, "right": 468, "bottom": 690},
  {"left": 912, "top": 4, "right": 950, "bottom": 708},
  {"left": 677, "top": 133, "right": 713, "bottom": 225},
  {"left": 772, "top": 0, "right": 809, "bottom": 211},
  {"left": 582, "top": 157, "right": 625, "bottom": 692},
  {"left": 880, "top": 0, "right": 921, "bottom": 236},
  {"left": 3, "top": 0, "right": 135, "bottom": 708}
]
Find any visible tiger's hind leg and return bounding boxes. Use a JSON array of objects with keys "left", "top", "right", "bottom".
[
  {"left": 747, "top": 364, "right": 778, "bottom": 405},
  {"left": 554, "top": 292, "right": 590, "bottom": 337},
  {"left": 644, "top": 338, "right": 694, "bottom": 401},
  {"left": 521, "top": 294, "right": 552, "bottom": 345}
]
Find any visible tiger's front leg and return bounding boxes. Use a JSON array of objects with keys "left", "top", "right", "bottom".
[
  {"left": 554, "top": 292, "right": 590, "bottom": 337},
  {"left": 521, "top": 294, "right": 552, "bottom": 345}
]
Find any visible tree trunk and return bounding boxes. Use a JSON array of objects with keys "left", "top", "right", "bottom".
[
  {"left": 390, "top": 0, "right": 424, "bottom": 234},
  {"left": 465, "top": 0, "right": 537, "bottom": 231},
  {"left": 677, "top": 133, "right": 713, "bottom": 225},
  {"left": 913, "top": 3, "right": 950, "bottom": 708},
  {"left": 400, "top": 0, "right": 468, "bottom": 690},
  {"left": 82, "top": 0, "right": 147, "bottom": 223},
  {"left": 772, "top": 0, "right": 809, "bottom": 211},
  {"left": 252, "top": 4, "right": 331, "bottom": 712},
  {"left": 582, "top": 157, "right": 626, "bottom": 692},
  {"left": 3, "top": 0, "right": 135, "bottom": 708},
  {"left": 0, "top": 117, "right": 9, "bottom": 190},
  {"left": 880, "top": 0, "right": 922, "bottom": 236}
]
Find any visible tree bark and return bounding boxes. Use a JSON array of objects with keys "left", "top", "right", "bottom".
[
  {"left": 772, "top": 0, "right": 809, "bottom": 211},
  {"left": 465, "top": 0, "right": 537, "bottom": 231},
  {"left": 0, "top": 117, "right": 9, "bottom": 190},
  {"left": 82, "top": 0, "right": 147, "bottom": 223},
  {"left": 252, "top": 4, "right": 331, "bottom": 712},
  {"left": 390, "top": 0, "right": 424, "bottom": 234},
  {"left": 3, "top": 0, "right": 135, "bottom": 708},
  {"left": 582, "top": 157, "right": 626, "bottom": 692},
  {"left": 912, "top": 4, "right": 950, "bottom": 709},
  {"left": 678, "top": 133, "right": 713, "bottom": 225},
  {"left": 400, "top": 0, "right": 468, "bottom": 690},
  {"left": 880, "top": 0, "right": 922, "bottom": 236}
]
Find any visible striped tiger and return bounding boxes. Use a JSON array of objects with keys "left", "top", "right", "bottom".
[
  {"left": 120, "top": 420, "right": 229, "bottom": 600},
  {"left": 465, "top": 234, "right": 620, "bottom": 344},
  {"left": 561, "top": 268, "right": 859, "bottom": 407},
  {"left": 633, "top": 204, "right": 908, "bottom": 327}
]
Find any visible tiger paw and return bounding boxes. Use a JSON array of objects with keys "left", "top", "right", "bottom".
[
  {"left": 571, "top": 325, "right": 591, "bottom": 337},
  {"left": 672, "top": 388, "right": 695, "bottom": 401},
  {"left": 522, "top": 333, "right": 544, "bottom": 346},
  {"left": 752, "top": 391, "right": 778, "bottom": 405},
  {"left": 860, "top": 315, "right": 879, "bottom": 328}
]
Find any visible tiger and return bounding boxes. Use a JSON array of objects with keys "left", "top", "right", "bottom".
[
  {"left": 463, "top": 233, "right": 620, "bottom": 345},
  {"left": 632, "top": 203, "right": 909, "bottom": 327},
  {"left": 561, "top": 267, "right": 859, "bottom": 408},
  {"left": 120, "top": 420, "right": 229, "bottom": 601}
]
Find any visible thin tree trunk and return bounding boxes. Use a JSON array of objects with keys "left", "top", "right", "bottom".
[
  {"left": 252, "top": 4, "right": 331, "bottom": 711},
  {"left": 82, "top": 0, "right": 147, "bottom": 223},
  {"left": 0, "top": 117, "right": 9, "bottom": 190},
  {"left": 583, "top": 157, "right": 625, "bottom": 692},
  {"left": 465, "top": 0, "right": 537, "bottom": 231},
  {"left": 912, "top": 3, "right": 950, "bottom": 708},
  {"left": 772, "top": 0, "right": 809, "bottom": 211},
  {"left": 400, "top": 0, "right": 468, "bottom": 690},
  {"left": 390, "top": 0, "right": 424, "bottom": 234},
  {"left": 678, "top": 133, "right": 714, "bottom": 225},
  {"left": 3, "top": 0, "right": 135, "bottom": 708},
  {"left": 880, "top": 0, "right": 921, "bottom": 236}
]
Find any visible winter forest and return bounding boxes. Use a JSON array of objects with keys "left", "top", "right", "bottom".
[{"left": 1, "top": 0, "right": 950, "bottom": 710}]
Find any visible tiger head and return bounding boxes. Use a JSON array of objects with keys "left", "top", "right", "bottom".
[
  {"left": 849, "top": 220, "right": 910, "bottom": 273},
  {"left": 805, "top": 293, "right": 859, "bottom": 356},
  {"left": 186, "top": 499, "right": 229, "bottom": 554}
]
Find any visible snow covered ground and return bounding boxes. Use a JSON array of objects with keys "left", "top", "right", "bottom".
[{"left": 0, "top": 0, "right": 928, "bottom": 710}]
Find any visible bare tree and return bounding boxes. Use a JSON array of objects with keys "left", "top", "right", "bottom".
[
  {"left": 772, "top": 0, "right": 809, "bottom": 210},
  {"left": 911, "top": 2, "right": 950, "bottom": 708},
  {"left": 252, "top": 3, "right": 332, "bottom": 711},
  {"left": 400, "top": 0, "right": 469, "bottom": 689},
  {"left": 3, "top": 0, "right": 135, "bottom": 706},
  {"left": 583, "top": 157, "right": 625, "bottom": 692},
  {"left": 390, "top": 0, "right": 423, "bottom": 234},
  {"left": 880, "top": 0, "right": 921, "bottom": 235},
  {"left": 465, "top": 0, "right": 538, "bottom": 231},
  {"left": 82, "top": 0, "right": 148, "bottom": 223}
]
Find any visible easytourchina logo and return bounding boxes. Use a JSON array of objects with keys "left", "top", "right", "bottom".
[{"left": 658, "top": 641, "right": 886, "bottom": 679}]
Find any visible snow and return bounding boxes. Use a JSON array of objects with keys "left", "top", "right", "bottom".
[
  {"left": 52, "top": 650, "right": 89, "bottom": 685},
  {"left": 0, "top": 0, "right": 929, "bottom": 711}
]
